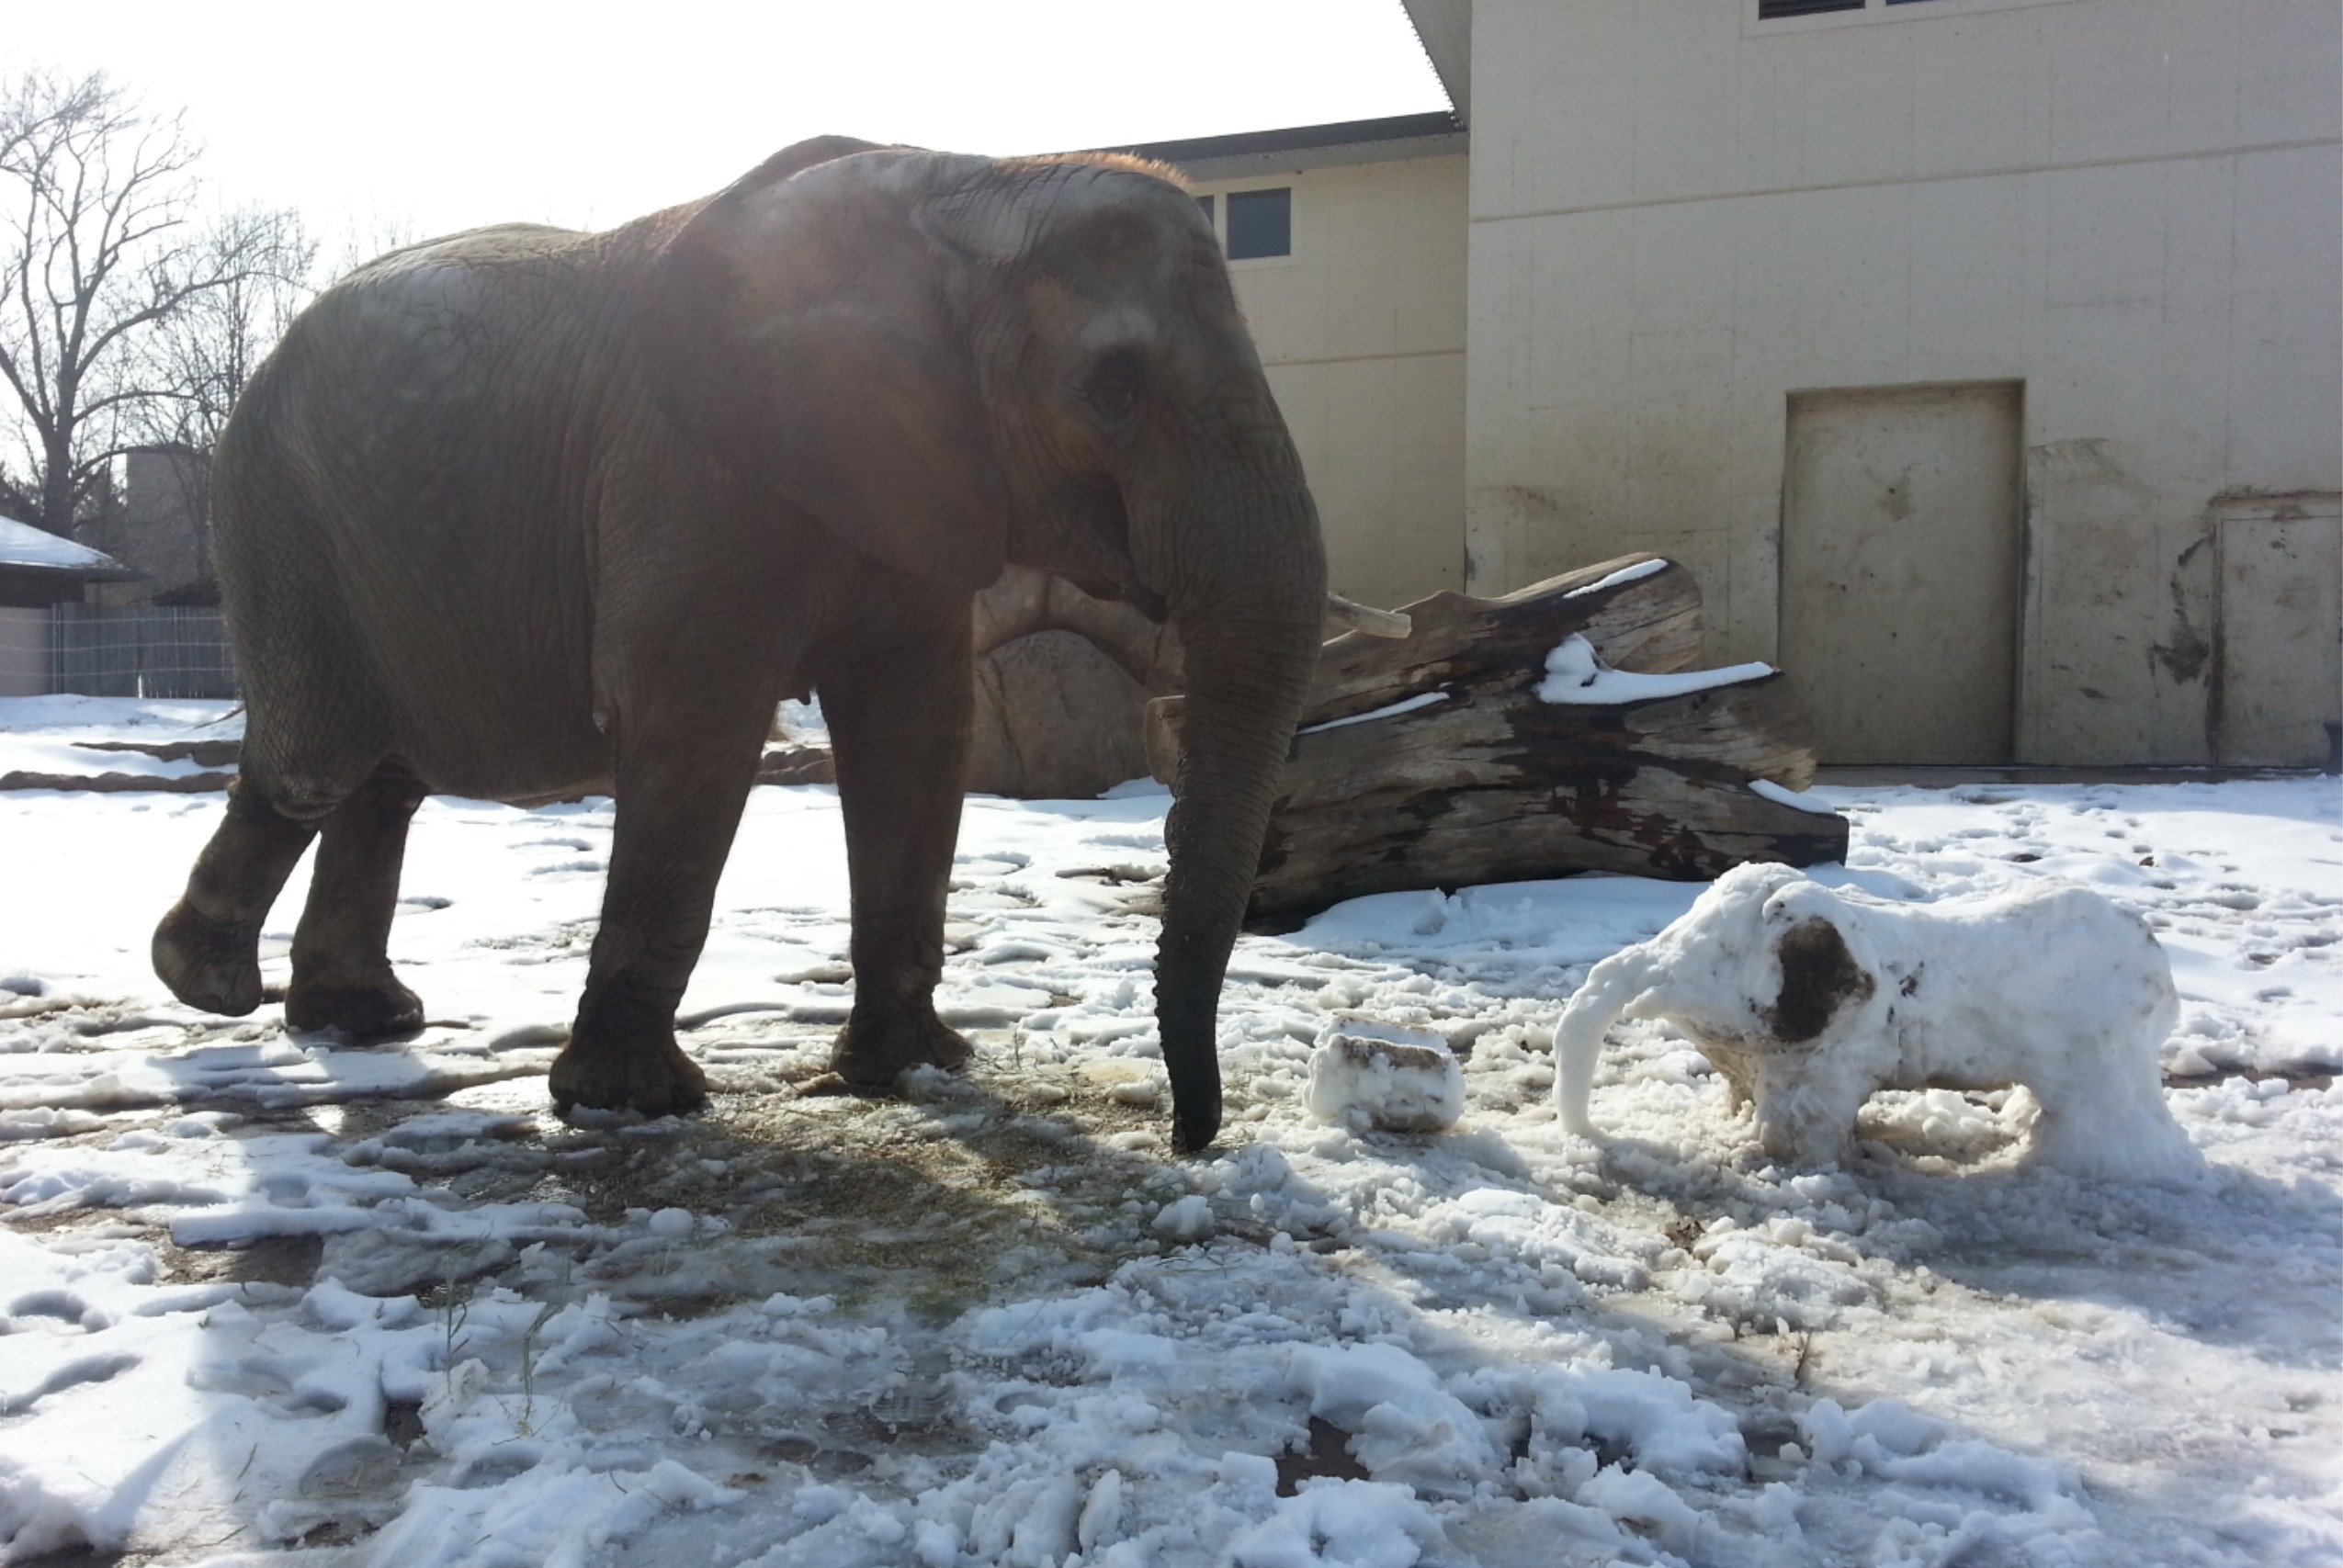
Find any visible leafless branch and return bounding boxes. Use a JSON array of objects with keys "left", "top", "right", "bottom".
[{"left": 0, "top": 68, "right": 312, "bottom": 537}]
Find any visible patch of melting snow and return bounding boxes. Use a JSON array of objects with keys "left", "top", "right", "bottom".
[{"left": 0, "top": 703, "right": 2337, "bottom": 1565}]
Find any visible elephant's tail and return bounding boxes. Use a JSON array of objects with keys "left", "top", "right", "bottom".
[{"left": 1554, "top": 949, "right": 1658, "bottom": 1136}]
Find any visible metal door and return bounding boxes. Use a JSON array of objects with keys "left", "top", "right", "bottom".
[{"left": 1781, "top": 382, "right": 2022, "bottom": 763}]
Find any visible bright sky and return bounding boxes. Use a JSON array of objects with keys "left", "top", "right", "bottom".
[{"left": 11, "top": 1, "right": 1449, "bottom": 252}]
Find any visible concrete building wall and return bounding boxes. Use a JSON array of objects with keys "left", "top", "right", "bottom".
[
  {"left": 1191, "top": 154, "right": 1469, "bottom": 613},
  {"left": 84, "top": 446, "right": 209, "bottom": 609},
  {"left": 1460, "top": 0, "right": 2342, "bottom": 763},
  {"left": 0, "top": 606, "right": 48, "bottom": 697}
]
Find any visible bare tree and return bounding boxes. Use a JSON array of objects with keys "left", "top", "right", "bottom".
[
  {"left": 130, "top": 205, "right": 316, "bottom": 457},
  {"left": 0, "top": 69, "right": 311, "bottom": 539},
  {"left": 323, "top": 211, "right": 424, "bottom": 285},
  {"left": 124, "top": 206, "right": 316, "bottom": 581},
  {"left": 0, "top": 460, "right": 38, "bottom": 523}
]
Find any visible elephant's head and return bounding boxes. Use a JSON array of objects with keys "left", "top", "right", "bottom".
[{"left": 650, "top": 138, "right": 1329, "bottom": 1150}]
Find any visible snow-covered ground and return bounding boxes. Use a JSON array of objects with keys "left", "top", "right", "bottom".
[{"left": 0, "top": 695, "right": 2337, "bottom": 1567}]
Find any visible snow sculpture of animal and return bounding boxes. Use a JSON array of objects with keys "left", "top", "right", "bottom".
[{"left": 1554, "top": 863, "right": 2201, "bottom": 1181}]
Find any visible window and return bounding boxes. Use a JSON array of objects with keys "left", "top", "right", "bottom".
[
  {"left": 1190, "top": 186, "right": 1294, "bottom": 261},
  {"left": 1756, "top": 0, "right": 1971, "bottom": 18},
  {"left": 1752, "top": 0, "right": 2043, "bottom": 21},
  {"left": 1224, "top": 188, "right": 1291, "bottom": 261}
]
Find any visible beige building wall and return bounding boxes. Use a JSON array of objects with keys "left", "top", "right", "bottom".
[
  {"left": 1191, "top": 155, "right": 1468, "bottom": 613},
  {"left": 1460, "top": 0, "right": 2342, "bottom": 763},
  {"left": 0, "top": 607, "right": 49, "bottom": 697}
]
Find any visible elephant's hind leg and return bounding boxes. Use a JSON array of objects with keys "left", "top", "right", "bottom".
[
  {"left": 153, "top": 778, "right": 323, "bottom": 1016},
  {"left": 284, "top": 761, "right": 428, "bottom": 1038}
]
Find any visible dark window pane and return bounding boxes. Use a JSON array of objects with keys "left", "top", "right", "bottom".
[
  {"left": 1758, "top": 0, "right": 1864, "bottom": 17},
  {"left": 1226, "top": 187, "right": 1291, "bottom": 260},
  {"left": 1195, "top": 193, "right": 1215, "bottom": 228}
]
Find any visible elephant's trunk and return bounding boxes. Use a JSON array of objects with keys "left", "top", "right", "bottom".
[{"left": 1148, "top": 457, "right": 1327, "bottom": 1153}]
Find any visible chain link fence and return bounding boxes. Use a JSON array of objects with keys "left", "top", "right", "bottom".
[{"left": 45, "top": 604, "right": 239, "bottom": 699}]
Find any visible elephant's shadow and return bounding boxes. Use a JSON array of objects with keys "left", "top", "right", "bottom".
[
  {"left": 1571, "top": 1114, "right": 2343, "bottom": 1368},
  {"left": 516, "top": 1041, "right": 1228, "bottom": 1312}
]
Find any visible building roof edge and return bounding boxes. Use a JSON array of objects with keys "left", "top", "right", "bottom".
[{"left": 1095, "top": 111, "right": 1465, "bottom": 173}]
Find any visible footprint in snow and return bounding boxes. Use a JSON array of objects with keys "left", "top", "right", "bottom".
[
  {"left": 6, "top": 1290, "right": 100, "bottom": 1334},
  {"left": 299, "top": 1436, "right": 403, "bottom": 1499},
  {"left": 0, "top": 1352, "right": 138, "bottom": 1415}
]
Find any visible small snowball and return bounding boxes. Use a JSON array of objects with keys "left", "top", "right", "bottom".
[
  {"left": 647, "top": 1207, "right": 695, "bottom": 1238},
  {"left": 1151, "top": 1194, "right": 1214, "bottom": 1242},
  {"left": 1306, "top": 1021, "right": 1466, "bottom": 1134}
]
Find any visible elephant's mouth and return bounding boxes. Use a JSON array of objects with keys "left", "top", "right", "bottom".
[
  {"left": 1055, "top": 574, "right": 1168, "bottom": 624},
  {"left": 1122, "top": 582, "right": 1171, "bottom": 622},
  {"left": 1086, "top": 488, "right": 1168, "bottom": 623}
]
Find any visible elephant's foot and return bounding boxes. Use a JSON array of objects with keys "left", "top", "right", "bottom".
[
  {"left": 831, "top": 1010, "right": 973, "bottom": 1088},
  {"left": 549, "top": 1032, "right": 709, "bottom": 1120},
  {"left": 285, "top": 967, "right": 424, "bottom": 1039},
  {"left": 153, "top": 901, "right": 264, "bottom": 1017}
]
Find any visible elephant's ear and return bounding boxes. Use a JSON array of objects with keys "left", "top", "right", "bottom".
[{"left": 648, "top": 144, "right": 1010, "bottom": 590}]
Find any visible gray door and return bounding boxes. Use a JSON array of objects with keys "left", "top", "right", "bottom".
[
  {"left": 2215, "top": 500, "right": 2341, "bottom": 768},
  {"left": 1781, "top": 382, "right": 2022, "bottom": 764}
]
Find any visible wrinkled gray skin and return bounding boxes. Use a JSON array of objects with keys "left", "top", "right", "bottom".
[{"left": 152, "top": 139, "right": 1326, "bottom": 1152}]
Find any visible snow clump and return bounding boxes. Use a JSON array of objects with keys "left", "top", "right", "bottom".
[{"left": 1305, "top": 1019, "right": 1466, "bottom": 1134}]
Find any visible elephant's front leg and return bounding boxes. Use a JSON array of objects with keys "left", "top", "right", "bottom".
[
  {"left": 818, "top": 602, "right": 977, "bottom": 1087},
  {"left": 549, "top": 697, "right": 769, "bottom": 1119}
]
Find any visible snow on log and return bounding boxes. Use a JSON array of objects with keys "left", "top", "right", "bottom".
[{"left": 1146, "top": 554, "right": 1851, "bottom": 927}]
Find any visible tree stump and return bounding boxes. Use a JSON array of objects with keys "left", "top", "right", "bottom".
[{"left": 1146, "top": 554, "right": 1852, "bottom": 926}]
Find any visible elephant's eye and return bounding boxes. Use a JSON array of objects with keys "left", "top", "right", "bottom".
[{"left": 1081, "top": 352, "right": 1144, "bottom": 423}]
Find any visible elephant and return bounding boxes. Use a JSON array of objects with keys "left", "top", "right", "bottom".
[{"left": 151, "top": 136, "right": 1329, "bottom": 1153}]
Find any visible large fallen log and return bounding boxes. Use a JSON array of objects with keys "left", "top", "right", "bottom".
[{"left": 1147, "top": 554, "right": 1851, "bottom": 926}]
